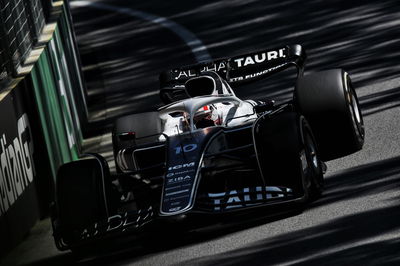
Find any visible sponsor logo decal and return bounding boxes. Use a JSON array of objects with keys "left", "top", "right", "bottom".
[
  {"left": 79, "top": 207, "right": 153, "bottom": 240},
  {"left": 168, "top": 161, "right": 195, "bottom": 171},
  {"left": 229, "top": 63, "right": 288, "bottom": 82},
  {"left": 166, "top": 169, "right": 194, "bottom": 178},
  {"left": 207, "top": 186, "right": 293, "bottom": 211},
  {"left": 0, "top": 114, "right": 34, "bottom": 215},
  {"left": 174, "top": 62, "right": 227, "bottom": 80},
  {"left": 165, "top": 189, "right": 189, "bottom": 197},
  {"left": 167, "top": 175, "right": 192, "bottom": 184},
  {"left": 172, "top": 48, "right": 287, "bottom": 82},
  {"left": 163, "top": 158, "right": 197, "bottom": 211},
  {"left": 168, "top": 207, "right": 181, "bottom": 212},
  {"left": 232, "top": 48, "right": 286, "bottom": 68}
]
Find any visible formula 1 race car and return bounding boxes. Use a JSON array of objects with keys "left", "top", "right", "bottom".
[{"left": 51, "top": 44, "right": 364, "bottom": 251}]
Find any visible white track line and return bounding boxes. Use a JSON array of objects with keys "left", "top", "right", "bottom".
[{"left": 70, "top": 1, "right": 211, "bottom": 62}]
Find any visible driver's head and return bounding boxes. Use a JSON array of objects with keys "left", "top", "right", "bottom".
[
  {"left": 194, "top": 105, "right": 212, "bottom": 123},
  {"left": 194, "top": 105, "right": 216, "bottom": 129}
]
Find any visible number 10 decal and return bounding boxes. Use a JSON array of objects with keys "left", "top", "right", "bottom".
[{"left": 175, "top": 144, "right": 198, "bottom": 154}]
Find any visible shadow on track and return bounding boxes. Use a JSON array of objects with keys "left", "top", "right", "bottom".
[
  {"left": 71, "top": 0, "right": 400, "bottom": 133},
  {"left": 181, "top": 205, "right": 400, "bottom": 266},
  {"left": 176, "top": 156, "right": 400, "bottom": 266},
  {"left": 313, "top": 156, "right": 400, "bottom": 208},
  {"left": 24, "top": 156, "right": 400, "bottom": 266},
  {"left": 359, "top": 86, "right": 400, "bottom": 117}
]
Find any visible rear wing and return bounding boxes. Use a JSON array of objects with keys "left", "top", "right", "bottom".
[{"left": 159, "top": 44, "right": 306, "bottom": 103}]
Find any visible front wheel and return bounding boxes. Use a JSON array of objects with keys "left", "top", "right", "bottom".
[
  {"left": 302, "top": 124, "right": 324, "bottom": 201},
  {"left": 255, "top": 112, "right": 324, "bottom": 201}
]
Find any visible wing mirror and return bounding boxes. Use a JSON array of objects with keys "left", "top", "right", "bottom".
[
  {"left": 254, "top": 99, "right": 275, "bottom": 113},
  {"left": 118, "top": 132, "right": 136, "bottom": 141}
]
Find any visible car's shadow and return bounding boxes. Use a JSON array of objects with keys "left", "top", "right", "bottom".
[{"left": 25, "top": 155, "right": 400, "bottom": 266}]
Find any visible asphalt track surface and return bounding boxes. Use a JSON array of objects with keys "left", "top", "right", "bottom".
[{"left": 6, "top": 0, "right": 400, "bottom": 265}]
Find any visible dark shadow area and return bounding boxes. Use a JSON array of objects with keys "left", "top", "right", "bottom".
[
  {"left": 359, "top": 86, "right": 400, "bottom": 116},
  {"left": 182, "top": 205, "right": 400, "bottom": 266},
  {"left": 22, "top": 155, "right": 400, "bottom": 266},
  {"left": 22, "top": 202, "right": 306, "bottom": 266},
  {"left": 176, "top": 156, "right": 400, "bottom": 265},
  {"left": 313, "top": 155, "right": 400, "bottom": 208}
]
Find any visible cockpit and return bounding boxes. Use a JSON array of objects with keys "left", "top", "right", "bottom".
[{"left": 158, "top": 72, "right": 257, "bottom": 137}]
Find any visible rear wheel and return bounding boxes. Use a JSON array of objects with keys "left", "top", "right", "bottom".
[{"left": 295, "top": 69, "right": 364, "bottom": 160}]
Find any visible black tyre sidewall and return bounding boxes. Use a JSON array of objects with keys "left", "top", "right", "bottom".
[
  {"left": 256, "top": 112, "right": 319, "bottom": 200},
  {"left": 295, "top": 69, "right": 364, "bottom": 161},
  {"left": 345, "top": 74, "right": 365, "bottom": 149},
  {"left": 302, "top": 122, "right": 324, "bottom": 200}
]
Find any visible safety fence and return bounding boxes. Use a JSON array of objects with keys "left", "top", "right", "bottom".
[{"left": 0, "top": 0, "right": 47, "bottom": 78}]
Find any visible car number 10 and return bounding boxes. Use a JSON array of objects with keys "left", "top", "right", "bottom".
[{"left": 175, "top": 144, "right": 198, "bottom": 154}]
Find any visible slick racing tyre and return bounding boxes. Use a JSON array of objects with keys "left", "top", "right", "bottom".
[
  {"left": 302, "top": 122, "right": 324, "bottom": 200},
  {"left": 255, "top": 112, "right": 323, "bottom": 201},
  {"left": 295, "top": 69, "right": 365, "bottom": 161}
]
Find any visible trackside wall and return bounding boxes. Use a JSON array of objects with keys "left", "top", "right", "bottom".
[{"left": 0, "top": 0, "right": 87, "bottom": 258}]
